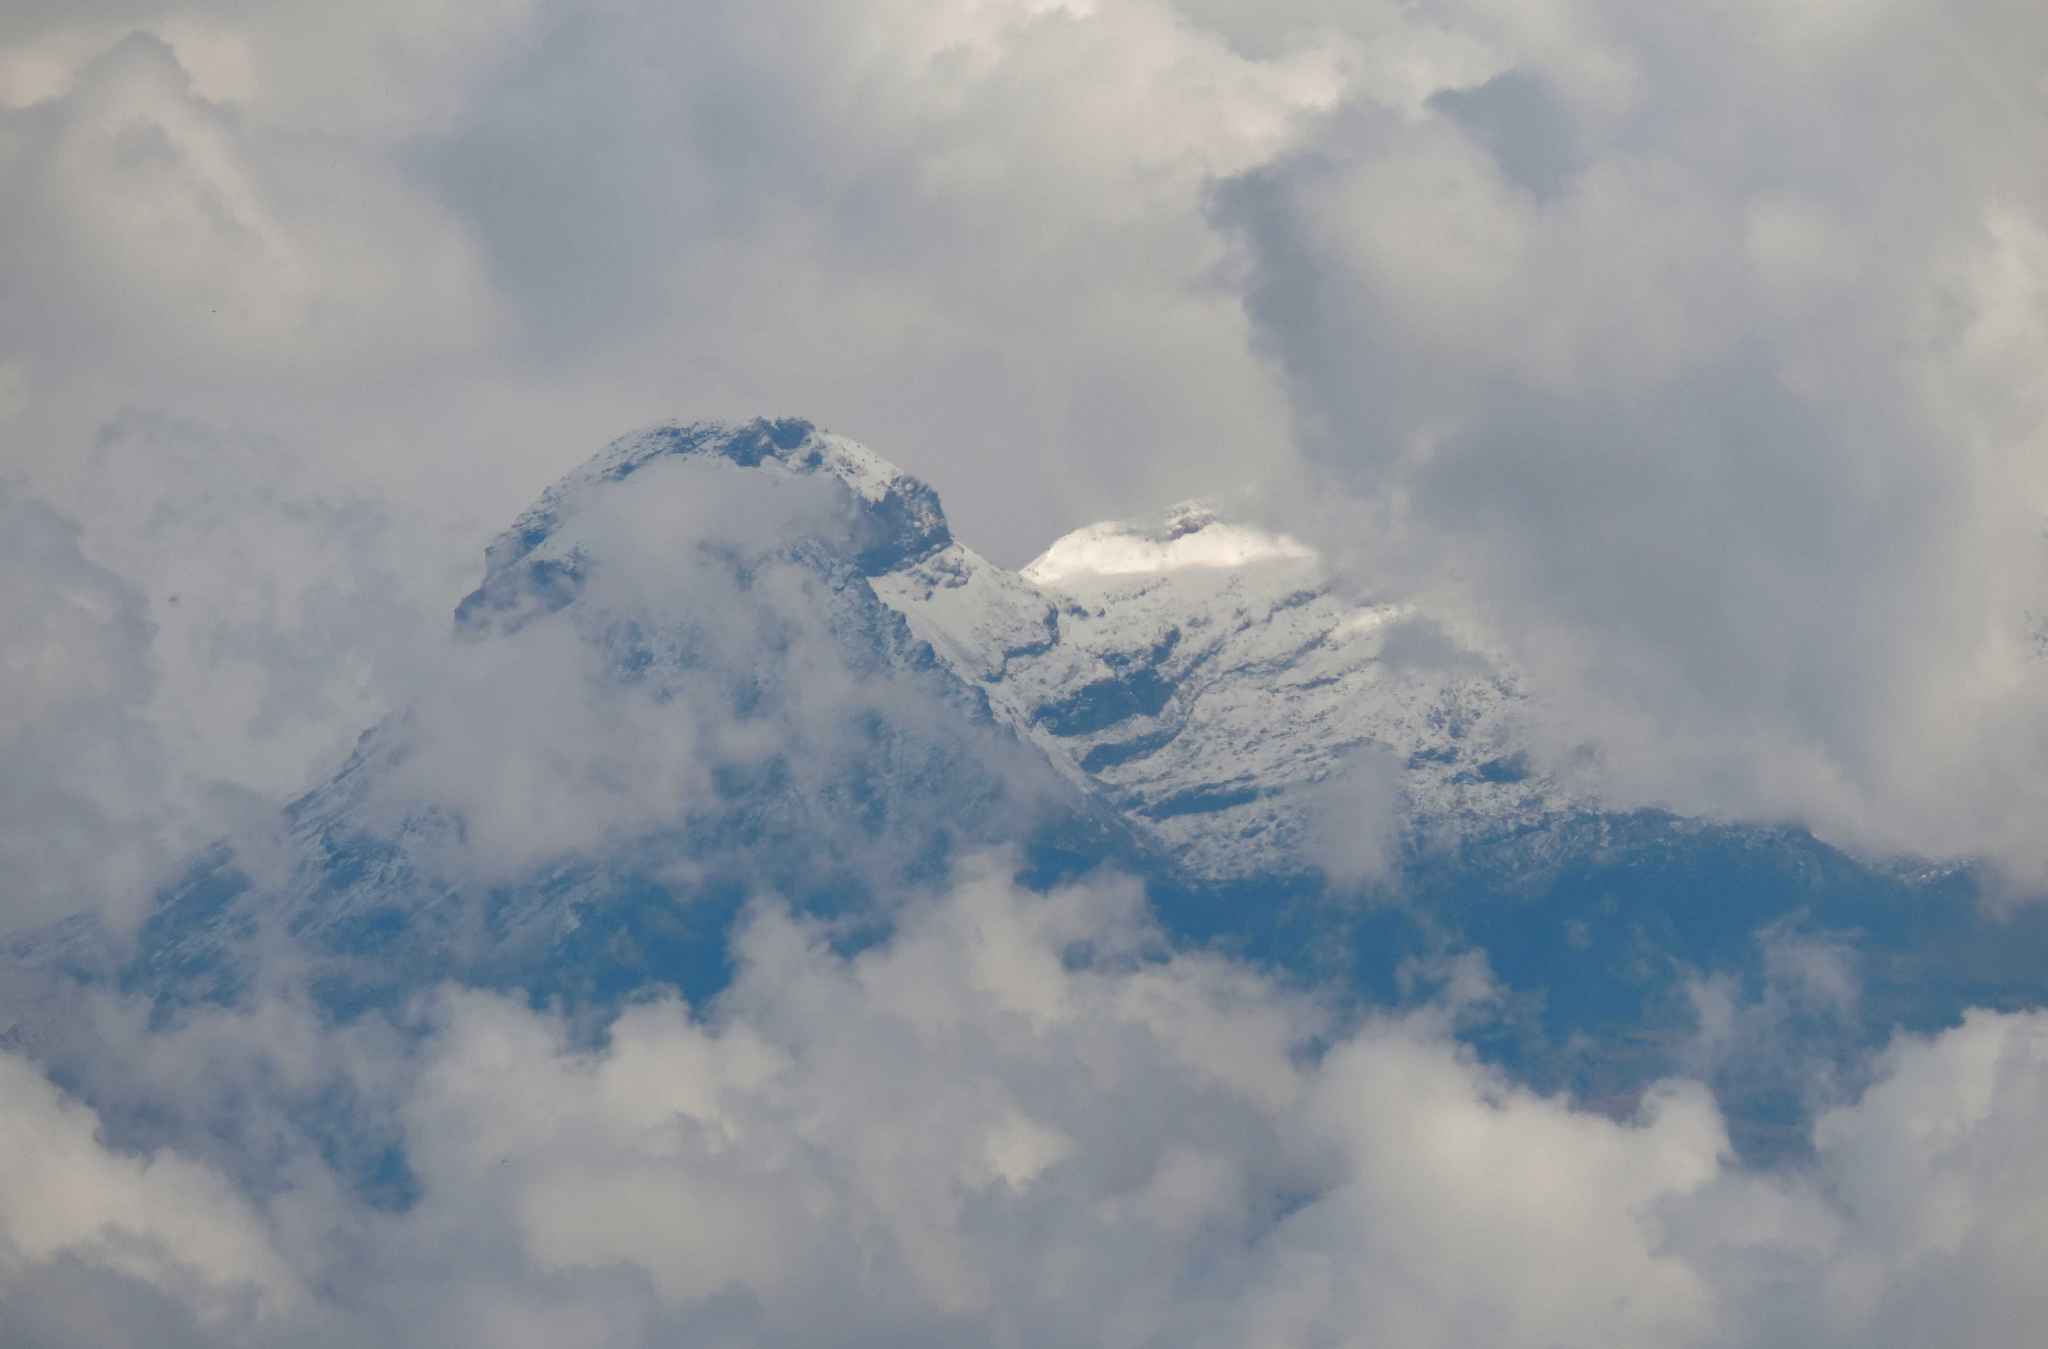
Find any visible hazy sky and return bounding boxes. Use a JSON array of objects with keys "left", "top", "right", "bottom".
[{"left": 5, "top": 4, "right": 2048, "bottom": 1346}]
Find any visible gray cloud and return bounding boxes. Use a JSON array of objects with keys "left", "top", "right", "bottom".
[
  {"left": 2, "top": 2, "right": 2048, "bottom": 1344},
  {"left": 18, "top": 1, "right": 2037, "bottom": 872},
  {"left": 0, "top": 484, "right": 172, "bottom": 931},
  {"left": 1218, "top": 0, "right": 2048, "bottom": 870},
  {"left": 0, "top": 0, "right": 1323, "bottom": 569},
  {"left": 4, "top": 861, "right": 2048, "bottom": 1346}
]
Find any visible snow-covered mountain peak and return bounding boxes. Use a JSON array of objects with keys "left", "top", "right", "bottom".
[
  {"left": 1021, "top": 501, "right": 1316, "bottom": 588},
  {"left": 516, "top": 416, "right": 942, "bottom": 536},
  {"left": 874, "top": 495, "right": 1553, "bottom": 879},
  {"left": 455, "top": 418, "right": 952, "bottom": 633},
  {"left": 14, "top": 417, "right": 2029, "bottom": 1223},
  {"left": 428, "top": 418, "right": 1563, "bottom": 879}
]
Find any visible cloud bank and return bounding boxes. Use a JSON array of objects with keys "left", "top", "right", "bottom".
[
  {"left": 4, "top": 1, "right": 2048, "bottom": 1346},
  {"left": 5, "top": 861, "right": 2048, "bottom": 1346},
  {"left": 1218, "top": 0, "right": 2048, "bottom": 868}
]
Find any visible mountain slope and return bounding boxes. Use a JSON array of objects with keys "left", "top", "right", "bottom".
[
  {"left": 8, "top": 417, "right": 2045, "bottom": 1170},
  {"left": 102, "top": 420, "right": 1131, "bottom": 1012},
  {"left": 875, "top": 499, "right": 1557, "bottom": 879}
]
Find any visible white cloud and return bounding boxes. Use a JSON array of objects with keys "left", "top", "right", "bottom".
[
  {"left": 63, "top": 413, "right": 462, "bottom": 806},
  {"left": 0, "top": 1048, "right": 301, "bottom": 1329},
  {"left": 0, "top": 0, "right": 2041, "bottom": 884},
  {"left": 1021, "top": 507, "right": 1315, "bottom": 585},
  {"left": 1220, "top": 0, "right": 2048, "bottom": 873},
  {"left": 0, "top": 485, "right": 176, "bottom": 932},
  {"left": 0, "top": 412, "right": 461, "bottom": 935},
  {"left": 7, "top": 860, "right": 2048, "bottom": 1347},
  {"left": 0, "top": 0, "right": 1342, "bottom": 570},
  {"left": 1, "top": 2, "right": 2047, "bottom": 1344}
]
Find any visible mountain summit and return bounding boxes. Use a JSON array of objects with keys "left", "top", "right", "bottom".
[
  {"left": 11, "top": 417, "right": 2044, "bottom": 1168},
  {"left": 455, "top": 418, "right": 954, "bottom": 635},
  {"left": 449, "top": 415, "right": 1556, "bottom": 881}
]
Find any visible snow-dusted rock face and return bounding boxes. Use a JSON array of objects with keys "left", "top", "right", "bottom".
[
  {"left": 33, "top": 414, "right": 1580, "bottom": 1034},
  {"left": 15, "top": 417, "right": 2045, "bottom": 1175},
  {"left": 874, "top": 501, "right": 1556, "bottom": 879},
  {"left": 448, "top": 416, "right": 1568, "bottom": 881},
  {"left": 456, "top": 418, "right": 952, "bottom": 635},
  {"left": 107, "top": 420, "right": 1110, "bottom": 1010}
]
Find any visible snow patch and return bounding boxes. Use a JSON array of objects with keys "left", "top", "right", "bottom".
[{"left": 1021, "top": 505, "right": 1314, "bottom": 587}]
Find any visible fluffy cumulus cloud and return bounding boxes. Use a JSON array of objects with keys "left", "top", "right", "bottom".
[
  {"left": 4, "top": 0, "right": 2044, "bottom": 876},
  {"left": 0, "top": 1046, "right": 303, "bottom": 1342},
  {"left": 1218, "top": 0, "right": 2048, "bottom": 869},
  {"left": 0, "top": 862, "right": 2045, "bottom": 1346},
  {"left": 0, "top": 0, "right": 1333, "bottom": 562},
  {"left": 4, "top": 0, "right": 2048, "bottom": 1345}
]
